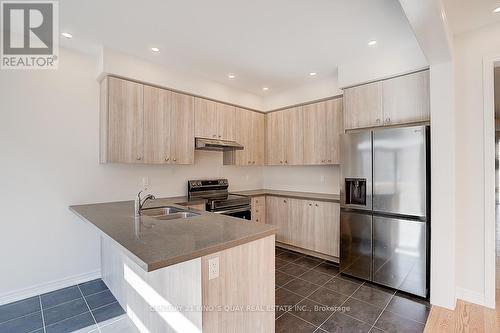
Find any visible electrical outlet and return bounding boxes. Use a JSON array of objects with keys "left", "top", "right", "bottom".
[
  {"left": 142, "top": 176, "right": 149, "bottom": 189},
  {"left": 208, "top": 257, "right": 219, "bottom": 280}
]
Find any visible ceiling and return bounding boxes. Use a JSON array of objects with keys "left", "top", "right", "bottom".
[
  {"left": 443, "top": 0, "right": 500, "bottom": 35},
  {"left": 60, "top": 0, "right": 421, "bottom": 96}
]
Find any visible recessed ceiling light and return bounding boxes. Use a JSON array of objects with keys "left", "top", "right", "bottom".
[
  {"left": 61, "top": 32, "right": 73, "bottom": 39},
  {"left": 151, "top": 47, "right": 160, "bottom": 53},
  {"left": 368, "top": 40, "right": 377, "bottom": 46},
  {"left": 309, "top": 72, "right": 317, "bottom": 77},
  {"left": 227, "top": 73, "right": 236, "bottom": 79},
  {"left": 262, "top": 87, "right": 269, "bottom": 91},
  {"left": 493, "top": 6, "right": 500, "bottom": 13}
]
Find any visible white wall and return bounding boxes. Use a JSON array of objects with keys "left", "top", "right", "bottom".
[
  {"left": 262, "top": 76, "right": 342, "bottom": 111},
  {"left": 100, "top": 48, "right": 264, "bottom": 111},
  {"left": 263, "top": 166, "right": 340, "bottom": 194},
  {"left": 454, "top": 22, "right": 500, "bottom": 303},
  {"left": 0, "top": 47, "right": 266, "bottom": 303},
  {"left": 337, "top": 42, "right": 429, "bottom": 88}
]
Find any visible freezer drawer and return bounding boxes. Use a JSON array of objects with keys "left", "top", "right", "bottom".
[
  {"left": 373, "top": 216, "right": 427, "bottom": 298},
  {"left": 373, "top": 126, "right": 427, "bottom": 217},
  {"left": 340, "top": 210, "right": 372, "bottom": 280}
]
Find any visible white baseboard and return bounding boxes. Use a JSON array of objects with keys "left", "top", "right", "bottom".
[
  {"left": 455, "top": 287, "right": 485, "bottom": 306},
  {"left": 0, "top": 270, "right": 101, "bottom": 306}
]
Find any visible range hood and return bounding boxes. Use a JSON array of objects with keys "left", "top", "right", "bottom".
[{"left": 195, "top": 137, "right": 244, "bottom": 152}]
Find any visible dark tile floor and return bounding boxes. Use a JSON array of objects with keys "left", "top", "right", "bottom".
[
  {"left": 275, "top": 247, "right": 431, "bottom": 333},
  {"left": 0, "top": 279, "right": 136, "bottom": 333}
]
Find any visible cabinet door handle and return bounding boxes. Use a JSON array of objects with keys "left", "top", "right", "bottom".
[
  {"left": 315, "top": 203, "right": 319, "bottom": 207},
  {"left": 280, "top": 161, "right": 283, "bottom": 164},
  {"left": 309, "top": 203, "right": 312, "bottom": 206},
  {"left": 173, "top": 158, "right": 177, "bottom": 162},
  {"left": 285, "top": 160, "right": 288, "bottom": 164},
  {"left": 165, "top": 157, "right": 170, "bottom": 162},
  {"left": 248, "top": 161, "right": 251, "bottom": 164},
  {"left": 218, "top": 135, "right": 222, "bottom": 138},
  {"left": 136, "top": 156, "right": 142, "bottom": 161},
  {"left": 283, "top": 200, "right": 287, "bottom": 203},
  {"left": 252, "top": 161, "right": 256, "bottom": 164}
]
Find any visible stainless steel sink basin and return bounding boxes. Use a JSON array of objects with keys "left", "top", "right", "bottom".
[{"left": 141, "top": 206, "right": 200, "bottom": 220}]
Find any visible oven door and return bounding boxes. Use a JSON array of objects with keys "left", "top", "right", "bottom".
[{"left": 215, "top": 206, "right": 252, "bottom": 220}]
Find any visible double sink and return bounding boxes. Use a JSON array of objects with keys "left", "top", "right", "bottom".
[{"left": 141, "top": 206, "right": 200, "bottom": 221}]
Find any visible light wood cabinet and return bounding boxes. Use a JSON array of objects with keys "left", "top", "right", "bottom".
[
  {"left": 303, "top": 98, "right": 343, "bottom": 165},
  {"left": 194, "top": 98, "right": 236, "bottom": 141},
  {"left": 169, "top": 91, "right": 195, "bottom": 164},
  {"left": 265, "top": 111, "right": 285, "bottom": 165},
  {"left": 202, "top": 236, "right": 275, "bottom": 333},
  {"left": 265, "top": 195, "right": 340, "bottom": 258},
  {"left": 265, "top": 196, "right": 288, "bottom": 242},
  {"left": 101, "top": 77, "right": 194, "bottom": 164},
  {"left": 343, "top": 70, "right": 430, "bottom": 130},
  {"left": 104, "top": 77, "right": 144, "bottom": 163},
  {"left": 251, "top": 196, "right": 266, "bottom": 223},
  {"left": 265, "top": 100, "right": 342, "bottom": 166},
  {"left": 217, "top": 103, "right": 236, "bottom": 141},
  {"left": 382, "top": 70, "right": 430, "bottom": 125},
  {"left": 301, "top": 200, "right": 340, "bottom": 257},
  {"left": 283, "top": 108, "right": 304, "bottom": 165},
  {"left": 344, "top": 81, "right": 383, "bottom": 130},
  {"left": 143, "top": 86, "right": 171, "bottom": 164},
  {"left": 251, "top": 112, "right": 265, "bottom": 165},
  {"left": 265, "top": 108, "right": 304, "bottom": 165},
  {"left": 224, "top": 109, "right": 265, "bottom": 166},
  {"left": 194, "top": 98, "right": 218, "bottom": 139}
]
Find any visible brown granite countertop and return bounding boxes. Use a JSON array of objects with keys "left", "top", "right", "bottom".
[
  {"left": 70, "top": 199, "right": 277, "bottom": 272},
  {"left": 232, "top": 189, "right": 340, "bottom": 203}
]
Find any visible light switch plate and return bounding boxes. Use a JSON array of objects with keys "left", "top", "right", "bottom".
[{"left": 208, "top": 257, "right": 219, "bottom": 280}]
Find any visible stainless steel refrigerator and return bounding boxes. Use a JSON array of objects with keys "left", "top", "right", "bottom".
[{"left": 340, "top": 125, "right": 430, "bottom": 298}]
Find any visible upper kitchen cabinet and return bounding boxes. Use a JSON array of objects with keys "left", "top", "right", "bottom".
[
  {"left": 100, "top": 77, "right": 194, "bottom": 164},
  {"left": 102, "top": 77, "right": 144, "bottom": 163},
  {"left": 225, "top": 108, "right": 265, "bottom": 166},
  {"left": 265, "top": 108, "right": 304, "bottom": 165},
  {"left": 217, "top": 103, "right": 236, "bottom": 141},
  {"left": 169, "top": 91, "right": 195, "bottom": 164},
  {"left": 194, "top": 98, "right": 236, "bottom": 141},
  {"left": 344, "top": 81, "right": 383, "bottom": 130},
  {"left": 382, "top": 70, "right": 430, "bottom": 126},
  {"left": 265, "top": 110, "right": 285, "bottom": 165},
  {"left": 303, "top": 98, "right": 343, "bottom": 165},
  {"left": 283, "top": 107, "right": 304, "bottom": 165},
  {"left": 343, "top": 70, "right": 430, "bottom": 130}
]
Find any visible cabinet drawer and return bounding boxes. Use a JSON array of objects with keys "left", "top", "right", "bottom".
[{"left": 251, "top": 196, "right": 266, "bottom": 207}]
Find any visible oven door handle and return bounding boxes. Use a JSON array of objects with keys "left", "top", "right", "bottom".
[{"left": 214, "top": 206, "right": 251, "bottom": 215}]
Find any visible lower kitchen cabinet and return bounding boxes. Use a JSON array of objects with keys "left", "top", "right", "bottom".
[
  {"left": 265, "top": 196, "right": 340, "bottom": 258},
  {"left": 251, "top": 196, "right": 266, "bottom": 223}
]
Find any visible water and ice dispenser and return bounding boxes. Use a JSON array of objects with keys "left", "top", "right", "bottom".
[{"left": 345, "top": 178, "right": 367, "bottom": 206}]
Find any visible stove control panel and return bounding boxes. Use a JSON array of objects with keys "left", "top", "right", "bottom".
[{"left": 188, "top": 179, "right": 229, "bottom": 194}]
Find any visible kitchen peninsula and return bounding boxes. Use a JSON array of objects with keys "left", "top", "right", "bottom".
[{"left": 70, "top": 198, "right": 277, "bottom": 333}]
